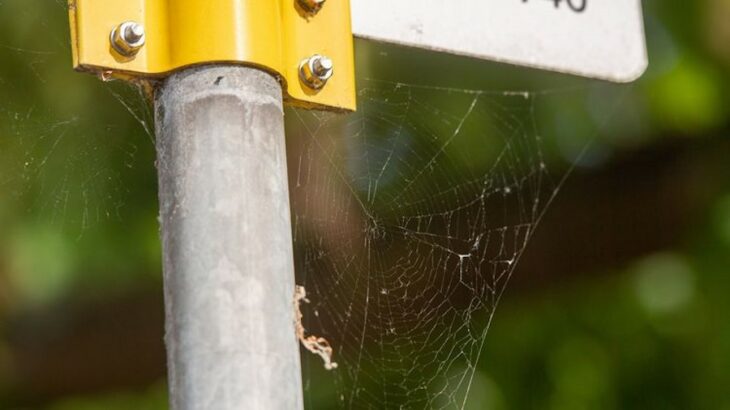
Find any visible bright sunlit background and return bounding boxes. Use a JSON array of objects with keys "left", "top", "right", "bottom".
[{"left": 1, "top": 0, "right": 729, "bottom": 409}]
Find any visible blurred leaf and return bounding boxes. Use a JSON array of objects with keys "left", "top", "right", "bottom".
[{"left": 646, "top": 56, "right": 725, "bottom": 133}]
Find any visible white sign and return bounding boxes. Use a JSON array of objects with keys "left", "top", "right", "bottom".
[{"left": 351, "top": 0, "right": 648, "bottom": 82}]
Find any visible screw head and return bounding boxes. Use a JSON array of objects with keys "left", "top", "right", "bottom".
[
  {"left": 299, "top": 54, "right": 334, "bottom": 90},
  {"left": 298, "top": 0, "right": 326, "bottom": 14},
  {"left": 110, "top": 21, "right": 146, "bottom": 58}
]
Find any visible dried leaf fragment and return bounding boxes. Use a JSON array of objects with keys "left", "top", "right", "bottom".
[{"left": 294, "top": 285, "right": 338, "bottom": 370}]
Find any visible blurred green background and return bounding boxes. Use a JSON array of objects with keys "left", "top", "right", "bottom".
[{"left": 1, "top": 0, "right": 729, "bottom": 409}]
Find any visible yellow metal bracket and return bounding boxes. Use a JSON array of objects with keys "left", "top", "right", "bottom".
[{"left": 68, "top": 0, "right": 356, "bottom": 111}]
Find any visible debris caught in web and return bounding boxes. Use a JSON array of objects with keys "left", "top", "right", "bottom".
[{"left": 294, "top": 285, "right": 338, "bottom": 370}]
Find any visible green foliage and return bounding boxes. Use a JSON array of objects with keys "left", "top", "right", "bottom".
[{"left": 0, "top": 0, "right": 728, "bottom": 409}]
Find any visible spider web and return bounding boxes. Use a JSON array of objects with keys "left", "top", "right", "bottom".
[
  {"left": 0, "top": 2, "right": 610, "bottom": 407},
  {"left": 290, "top": 79, "right": 562, "bottom": 409}
]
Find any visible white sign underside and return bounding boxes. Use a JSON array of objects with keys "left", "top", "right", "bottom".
[{"left": 350, "top": 0, "right": 648, "bottom": 83}]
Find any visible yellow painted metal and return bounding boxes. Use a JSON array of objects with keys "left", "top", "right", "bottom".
[{"left": 68, "top": 0, "right": 356, "bottom": 111}]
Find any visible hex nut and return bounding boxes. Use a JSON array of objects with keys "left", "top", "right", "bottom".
[
  {"left": 299, "top": 54, "right": 334, "bottom": 90},
  {"left": 110, "top": 21, "right": 146, "bottom": 58}
]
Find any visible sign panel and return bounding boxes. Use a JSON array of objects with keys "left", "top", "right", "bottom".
[{"left": 350, "top": 0, "right": 648, "bottom": 82}]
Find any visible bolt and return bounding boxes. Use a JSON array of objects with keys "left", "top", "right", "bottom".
[
  {"left": 110, "top": 21, "right": 146, "bottom": 58},
  {"left": 125, "top": 23, "right": 145, "bottom": 43},
  {"left": 298, "top": 0, "right": 326, "bottom": 14},
  {"left": 299, "top": 54, "right": 334, "bottom": 90},
  {"left": 312, "top": 56, "right": 333, "bottom": 77}
]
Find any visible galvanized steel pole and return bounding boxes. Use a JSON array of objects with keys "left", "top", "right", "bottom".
[{"left": 154, "top": 65, "right": 304, "bottom": 410}]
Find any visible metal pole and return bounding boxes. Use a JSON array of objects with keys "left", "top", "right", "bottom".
[{"left": 154, "top": 65, "right": 304, "bottom": 410}]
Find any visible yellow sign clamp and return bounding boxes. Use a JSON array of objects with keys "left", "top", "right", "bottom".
[{"left": 68, "top": 0, "right": 356, "bottom": 112}]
